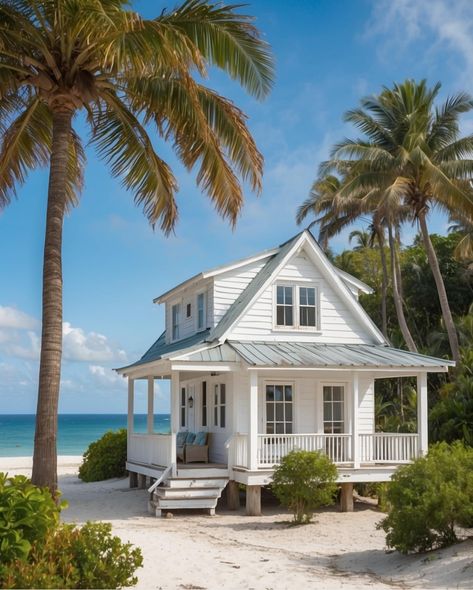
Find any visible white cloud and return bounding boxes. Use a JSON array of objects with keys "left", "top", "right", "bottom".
[
  {"left": 0, "top": 306, "right": 38, "bottom": 330},
  {"left": 88, "top": 364, "right": 126, "bottom": 387},
  {"left": 63, "top": 322, "right": 127, "bottom": 363},
  {"left": 367, "top": 0, "right": 473, "bottom": 86}
]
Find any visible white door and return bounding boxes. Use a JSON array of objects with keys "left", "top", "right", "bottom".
[{"left": 187, "top": 384, "right": 196, "bottom": 432}]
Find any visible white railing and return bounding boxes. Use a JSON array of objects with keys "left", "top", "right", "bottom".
[
  {"left": 226, "top": 434, "right": 249, "bottom": 469},
  {"left": 359, "top": 433, "right": 419, "bottom": 463},
  {"left": 128, "top": 433, "right": 172, "bottom": 467},
  {"left": 257, "top": 434, "right": 352, "bottom": 466}
]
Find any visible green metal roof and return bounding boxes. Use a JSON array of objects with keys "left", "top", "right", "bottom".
[{"left": 225, "top": 341, "right": 454, "bottom": 368}]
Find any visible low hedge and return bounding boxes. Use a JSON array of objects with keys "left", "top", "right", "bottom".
[{"left": 79, "top": 429, "right": 127, "bottom": 482}]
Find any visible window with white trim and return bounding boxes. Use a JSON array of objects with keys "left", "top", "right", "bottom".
[
  {"left": 276, "top": 286, "right": 294, "bottom": 326},
  {"left": 214, "top": 383, "right": 226, "bottom": 428},
  {"left": 201, "top": 381, "right": 207, "bottom": 427},
  {"left": 323, "top": 385, "right": 344, "bottom": 433},
  {"left": 265, "top": 384, "right": 293, "bottom": 434},
  {"left": 197, "top": 292, "right": 206, "bottom": 331},
  {"left": 172, "top": 303, "right": 180, "bottom": 340},
  {"left": 299, "top": 286, "right": 317, "bottom": 327}
]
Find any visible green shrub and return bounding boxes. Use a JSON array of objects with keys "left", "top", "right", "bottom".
[
  {"left": 1, "top": 522, "right": 143, "bottom": 589},
  {"left": 79, "top": 429, "right": 127, "bottom": 482},
  {"left": 271, "top": 450, "right": 337, "bottom": 524},
  {"left": 379, "top": 442, "right": 473, "bottom": 553},
  {"left": 0, "top": 473, "right": 64, "bottom": 564}
]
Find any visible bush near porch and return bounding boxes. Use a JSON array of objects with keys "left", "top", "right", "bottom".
[
  {"left": 271, "top": 450, "right": 337, "bottom": 524},
  {"left": 379, "top": 442, "right": 473, "bottom": 553},
  {"left": 79, "top": 429, "right": 127, "bottom": 482}
]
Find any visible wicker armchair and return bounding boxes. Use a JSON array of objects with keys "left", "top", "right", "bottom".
[{"left": 185, "top": 432, "right": 209, "bottom": 463}]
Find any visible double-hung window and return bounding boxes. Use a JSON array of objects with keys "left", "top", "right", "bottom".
[
  {"left": 265, "top": 384, "right": 293, "bottom": 434},
  {"left": 276, "top": 286, "right": 294, "bottom": 326},
  {"left": 275, "top": 284, "right": 318, "bottom": 329},
  {"left": 214, "top": 384, "right": 226, "bottom": 428},
  {"left": 172, "top": 303, "right": 180, "bottom": 340},
  {"left": 323, "top": 385, "right": 344, "bottom": 433},
  {"left": 299, "top": 287, "right": 317, "bottom": 327},
  {"left": 197, "top": 292, "right": 205, "bottom": 331}
]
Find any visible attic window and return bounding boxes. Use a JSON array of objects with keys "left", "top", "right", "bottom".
[
  {"left": 172, "top": 303, "right": 180, "bottom": 340},
  {"left": 275, "top": 284, "right": 319, "bottom": 330},
  {"left": 186, "top": 303, "right": 192, "bottom": 318},
  {"left": 276, "top": 286, "right": 294, "bottom": 326},
  {"left": 197, "top": 292, "right": 206, "bottom": 330}
]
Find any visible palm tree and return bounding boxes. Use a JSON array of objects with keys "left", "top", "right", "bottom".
[
  {"left": 0, "top": 0, "right": 273, "bottom": 493},
  {"left": 325, "top": 79, "right": 473, "bottom": 363},
  {"left": 348, "top": 229, "right": 373, "bottom": 250}
]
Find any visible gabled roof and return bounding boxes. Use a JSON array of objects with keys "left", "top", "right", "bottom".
[
  {"left": 154, "top": 231, "right": 372, "bottom": 303},
  {"left": 208, "top": 229, "right": 387, "bottom": 345}
]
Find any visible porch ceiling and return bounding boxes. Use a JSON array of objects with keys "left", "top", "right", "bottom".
[{"left": 225, "top": 341, "right": 454, "bottom": 370}]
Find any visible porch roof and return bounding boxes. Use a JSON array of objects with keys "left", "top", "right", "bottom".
[{"left": 220, "top": 341, "right": 454, "bottom": 369}]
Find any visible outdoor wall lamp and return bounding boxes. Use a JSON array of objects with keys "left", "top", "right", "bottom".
[{"left": 188, "top": 395, "right": 194, "bottom": 408}]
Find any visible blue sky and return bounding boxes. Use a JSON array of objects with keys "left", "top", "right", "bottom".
[{"left": 1, "top": 0, "right": 473, "bottom": 414}]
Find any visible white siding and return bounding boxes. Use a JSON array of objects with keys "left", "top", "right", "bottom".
[
  {"left": 165, "top": 281, "right": 212, "bottom": 343},
  {"left": 228, "top": 250, "right": 374, "bottom": 343},
  {"left": 358, "top": 376, "right": 375, "bottom": 434},
  {"left": 213, "top": 260, "right": 267, "bottom": 326}
]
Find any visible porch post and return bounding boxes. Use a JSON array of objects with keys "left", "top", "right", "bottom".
[
  {"left": 417, "top": 372, "right": 428, "bottom": 456},
  {"left": 127, "top": 378, "right": 134, "bottom": 437},
  {"left": 352, "top": 372, "right": 360, "bottom": 468},
  {"left": 147, "top": 377, "right": 154, "bottom": 434},
  {"left": 248, "top": 371, "right": 258, "bottom": 471},
  {"left": 171, "top": 371, "right": 180, "bottom": 476}
]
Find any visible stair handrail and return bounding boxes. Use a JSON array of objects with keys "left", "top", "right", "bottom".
[{"left": 148, "top": 465, "right": 172, "bottom": 494}]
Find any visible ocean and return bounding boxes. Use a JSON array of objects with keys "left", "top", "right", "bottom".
[{"left": 0, "top": 414, "right": 171, "bottom": 457}]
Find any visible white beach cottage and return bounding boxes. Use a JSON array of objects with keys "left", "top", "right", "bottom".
[{"left": 117, "top": 230, "right": 453, "bottom": 516}]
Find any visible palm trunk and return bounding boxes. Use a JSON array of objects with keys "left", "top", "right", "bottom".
[
  {"left": 376, "top": 226, "right": 389, "bottom": 338},
  {"left": 394, "top": 225, "right": 403, "bottom": 301},
  {"left": 32, "top": 109, "right": 72, "bottom": 494},
  {"left": 388, "top": 224, "right": 418, "bottom": 352},
  {"left": 418, "top": 209, "right": 460, "bottom": 363}
]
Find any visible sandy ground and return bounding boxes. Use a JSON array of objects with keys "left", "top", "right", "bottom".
[{"left": 1, "top": 456, "right": 472, "bottom": 590}]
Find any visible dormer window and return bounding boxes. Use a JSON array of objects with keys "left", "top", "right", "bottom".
[
  {"left": 197, "top": 292, "right": 206, "bottom": 331},
  {"left": 172, "top": 303, "right": 180, "bottom": 340},
  {"left": 275, "top": 284, "right": 319, "bottom": 330}
]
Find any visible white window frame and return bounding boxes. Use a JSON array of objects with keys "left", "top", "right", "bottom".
[
  {"left": 263, "top": 381, "right": 295, "bottom": 435},
  {"left": 171, "top": 302, "right": 181, "bottom": 341},
  {"left": 196, "top": 291, "right": 207, "bottom": 332},
  {"left": 273, "top": 282, "right": 321, "bottom": 331},
  {"left": 213, "top": 383, "right": 226, "bottom": 429},
  {"left": 316, "top": 382, "right": 347, "bottom": 434}
]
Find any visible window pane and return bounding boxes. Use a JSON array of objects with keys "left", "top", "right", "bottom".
[
  {"left": 324, "top": 403, "right": 332, "bottom": 421},
  {"left": 307, "top": 307, "right": 316, "bottom": 326},
  {"left": 333, "top": 386, "right": 343, "bottom": 401},
  {"left": 266, "top": 385, "right": 274, "bottom": 402},
  {"left": 276, "top": 403, "right": 284, "bottom": 421},
  {"left": 267, "top": 404, "right": 274, "bottom": 421},
  {"left": 276, "top": 422, "right": 285, "bottom": 434},
  {"left": 220, "top": 406, "right": 226, "bottom": 429},
  {"left": 300, "top": 287, "right": 307, "bottom": 306},
  {"left": 333, "top": 402, "right": 342, "bottom": 421},
  {"left": 323, "top": 387, "right": 332, "bottom": 402},
  {"left": 220, "top": 384, "right": 226, "bottom": 404},
  {"left": 275, "top": 385, "right": 283, "bottom": 401},
  {"left": 307, "top": 288, "right": 316, "bottom": 306},
  {"left": 214, "top": 407, "right": 218, "bottom": 426},
  {"left": 266, "top": 422, "right": 274, "bottom": 434},
  {"left": 285, "top": 403, "right": 292, "bottom": 421},
  {"left": 285, "top": 287, "right": 293, "bottom": 304},
  {"left": 277, "top": 286, "right": 284, "bottom": 304},
  {"left": 285, "top": 307, "right": 293, "bottom": 326},
  {"left": 181, "top": 388, "right": 186, "bottom": 405},
  {"left": 286, "top": 422, "right": 293, "bottom": 434},
  {"left": 181, "top": 407, "right": 185, "bottom": 427},
  {"left": 284, "top": 385, "right": 293, "bottom": 401}
]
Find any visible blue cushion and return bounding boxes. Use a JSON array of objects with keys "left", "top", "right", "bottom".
[
  {"left": 177, "top": 432, "right": 187, "bottom": 446},
  {"left": 194, "top": 431, "right": 207, "bottom": 446},
  {"left": 186, "top": 432, "right": 196, "bottom": 444}
]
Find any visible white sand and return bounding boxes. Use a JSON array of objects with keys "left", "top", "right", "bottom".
[{"left": 1, "top": 456, "right": 472, "bottom": 589}]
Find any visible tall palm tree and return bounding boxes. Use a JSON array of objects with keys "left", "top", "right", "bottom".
[
  {"left": 348, "top": 229, "right": 373, "bottom": 250},
  {"left": 325, "top": 79, "right": 473, "bottom": 363},
  {"left": 0, "top": 0, "right": 273, "bottom": 493}
]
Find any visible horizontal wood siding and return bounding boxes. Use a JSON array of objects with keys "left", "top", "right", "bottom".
[
  {"left": 165, "top": 281, "right": 212, "bottom": 343},
  {"left": 228, "top": 251, "right": 373, "bottom": 343},
  {"left": 213, "top": 261, "right": 267, "bottom": 326}
]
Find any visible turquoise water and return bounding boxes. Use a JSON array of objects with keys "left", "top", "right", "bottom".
[{"left": 0, "top": 414, "right": 171, "bottom": 457}]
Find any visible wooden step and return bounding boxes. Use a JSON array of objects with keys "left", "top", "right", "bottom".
[
  {"left": 166, "top": 477, "right": 229, "bottom": 489},
  {"left": 157, "top": 497, "right": 219, "bottom": 509},
  {"left": 154, "top": 487, "right": 222, "bottom": 499},
  {"left": 177, "top": 467, "right": 229, "bottom": 478}
]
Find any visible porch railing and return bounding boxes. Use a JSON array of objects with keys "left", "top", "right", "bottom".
[
  {"left": 359, "top": 433, "right": 419, "bottom": 463},
  {"left": 257, "top": 433, "right": 352, "bottom": 467},
  {"left": 128, "top": 433, "right": 172, "bottom": 467}
]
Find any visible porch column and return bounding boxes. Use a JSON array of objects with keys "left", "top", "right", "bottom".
[
  {"left": 248, "top": 371, "right": 258, "bottom": 471},
  {"left": 171, "top": 371, "right": 180, "bottom": 476},
  {"left": 147, "top": 377, "right": 154, "bottom": 434},
  {"left": 417, "top": 373, "right": 428, "bottom": 456},
  {"left": 246, "top": 485, "right": 261, "bottom": 516},
  {"left": 352, "top": 372, "right": 360, "bottom": 468},
  {"left": 340, "top": 483, "right": 354, "bottom": 512},
  {"left": 127, "top": 378, "right": 134, "bottom": 437}
]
